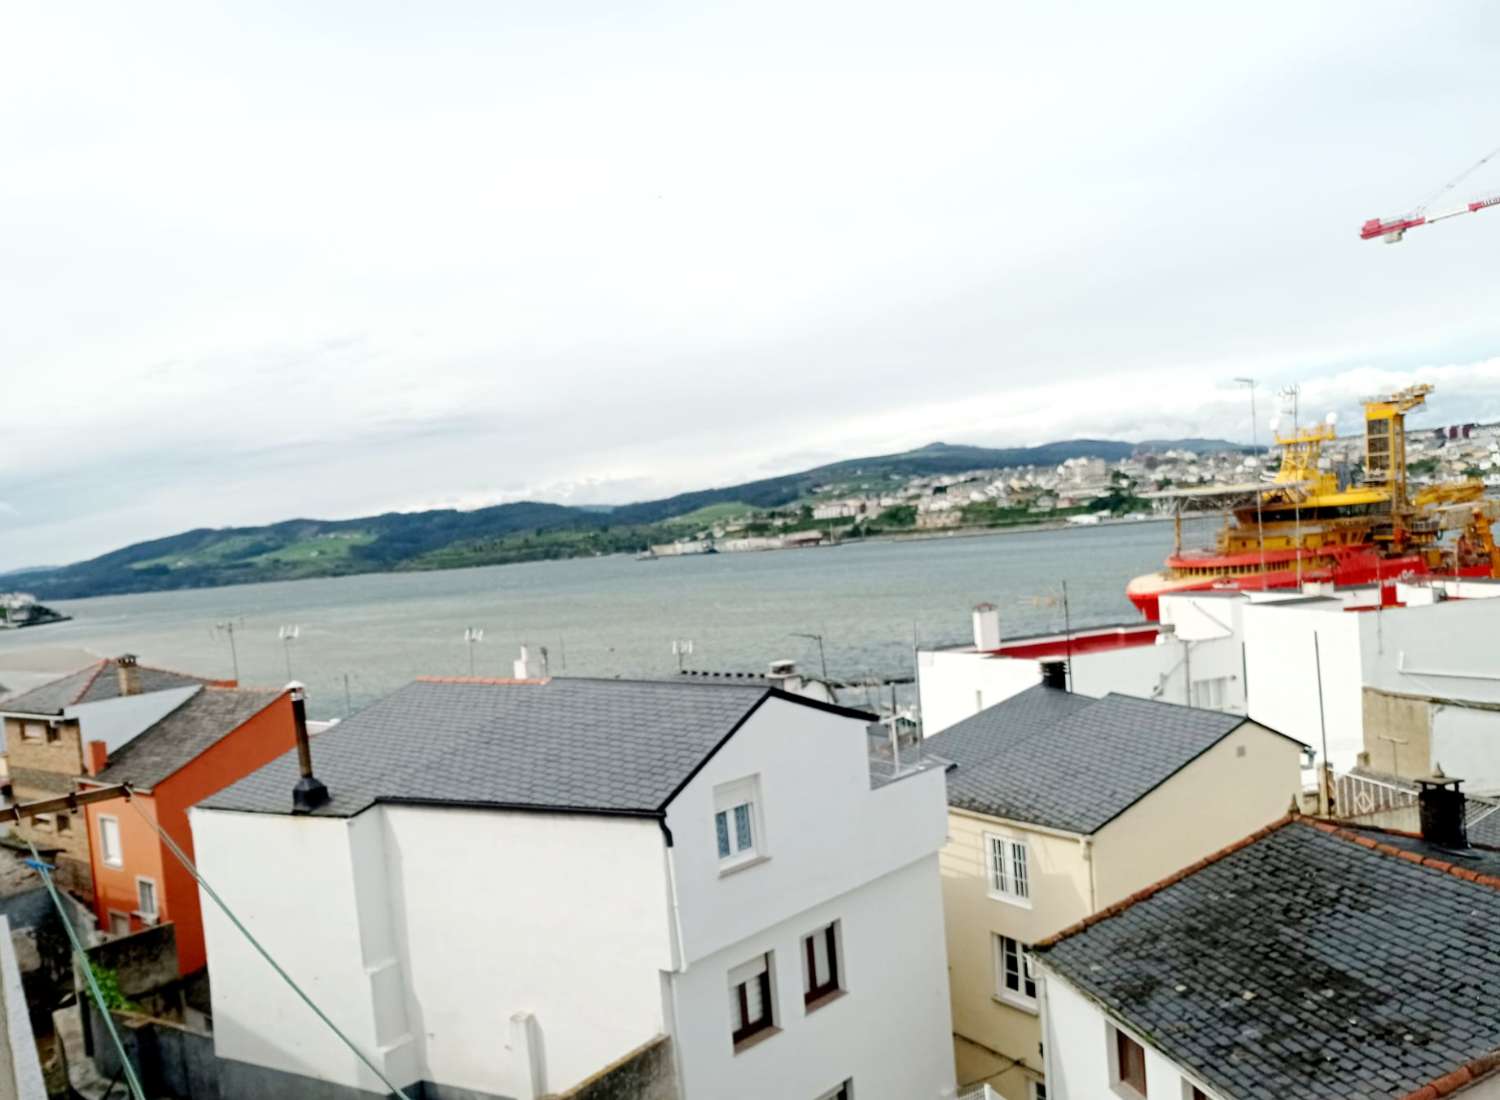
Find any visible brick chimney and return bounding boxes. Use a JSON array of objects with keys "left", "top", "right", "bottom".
[
  {"left": 115, "top": 654, "right": 141, "bottom": 697},
  {"left": 1416, "top": 769, "right": 1468, "bottom": 849},
  {"left": 83, "top": 740, "right": 109, "bottom": 777}
]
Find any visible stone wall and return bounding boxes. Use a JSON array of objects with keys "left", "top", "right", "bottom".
[{"left": 3, "top": 718, "right": 91, "bottom": 896}]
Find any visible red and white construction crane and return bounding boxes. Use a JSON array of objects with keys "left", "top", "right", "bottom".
[{"left": 1360, "top": 141, "right": 1500, "bottom": 243}]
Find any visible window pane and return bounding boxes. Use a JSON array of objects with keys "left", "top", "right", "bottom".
[
  {"left": 744, "top": 973, "right": 765, "bottom": 1022},
  {"left": 734, "top": 803, "right": 753, "bottom": 852},
  {"left": 715, "top": 811, "right": 731, "bottom": 858},
  {"left": 812, "top": 930, "right": 830, "bottom": 984},
  {"left": 990, "top": 836, "right": 1008, "bottom": 893},
  {"left": 1011, "top": 842, "right": 1029, "bottom": 899},
  {"left": 729, "top": 985, "right": 743, "bottom": 1030}
]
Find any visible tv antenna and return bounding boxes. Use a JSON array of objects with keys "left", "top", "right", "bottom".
[
  {"left": 671, "top": 638, "right": 695, "bottom": 670},
  {"left": 212, "top": 618, "right": 244, "bottom": 682},
  {"left": 278, "top": 624, "right": 301, "bottom": 680},
  {"left": 464, "top": 627, "right": 485, "bottom": 676}
]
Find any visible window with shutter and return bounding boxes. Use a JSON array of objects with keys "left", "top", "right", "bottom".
[
  {"left": 803, "top": 921, "right": 842, "bottom": 1007},
  {"left": 728, "top": 953, "right": 776, "bottom": 1048}
]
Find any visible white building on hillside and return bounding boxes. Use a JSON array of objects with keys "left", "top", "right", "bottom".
[{"left": 192, "top": 676, "right": 956, "bottom": 1100}]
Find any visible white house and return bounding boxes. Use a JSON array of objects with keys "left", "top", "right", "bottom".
[
  {"left": 192, "top": 676, "right": 956, "bottom": 1100},
  {"left": 1034, "top": 786, "right": 1500, "bottom": 1100}
]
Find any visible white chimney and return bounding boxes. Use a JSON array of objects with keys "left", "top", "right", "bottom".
[
  {"left": 972, "top": 603, "right": 1001, "bottom": 651},
  {"left": 513, "top": 645, "right": 533, "bottom": 679}
]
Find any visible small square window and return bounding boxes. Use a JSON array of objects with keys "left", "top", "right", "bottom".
[
  {"left": 728, "top": 952, "right": 776, "bottom": 1049},
  {"left": 1113, "top": 1027, "right": 1148, "bottom": 1098},
  {"left": 19, "top": 722, "right": 44, "bottom": 743},
  {"left": 32, "top": 814, "right": 53, "bottom": 832},
  {"left": 802, "top": 920, "right": 842, "bottom": 1008},
  {"left": 985, "top": 833, "right": 1031, "bottom": 906},
  {"left": 44, "top": 725, "right": 60, "bottom": 744},
  {"left": 55, "top": 813, "right": 71, "bottom": 834},
  {"left": 994, "top": 935, "right": 1037, "bottom": 1008},
  {"left": 714, "top": 777, "right": 763, "bottom": 870}
]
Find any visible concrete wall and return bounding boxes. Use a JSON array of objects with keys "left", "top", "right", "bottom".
[
  {"left": 194, "top": 805, "right": 674, "bottom": 1099},
  {"left": 0, "top": 915, "right": 45, "bottom": 1100},
  {"left": 940, "top": 811, "right": 1088, "bottom": 1100},
  {"left": 1360, "top": 688, "right": 1432, "bottom": 779},
  {"left": 85, "top": 921, "right": 179, "bottom": 999},
  {"left": 669, "top": 857, "right": 953, "bottom": 1100},
  {"left": 1090, "top": 723, "right": 1303, "bottom": 908},
  {"left": 1432, "top": 705, "right": 1500, "bottom": 794},
  {"left": 1361, "top": 599, "right": 1500, "bottom": 706}
]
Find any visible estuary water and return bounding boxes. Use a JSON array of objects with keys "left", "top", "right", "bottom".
[{"left": 0, "top": 520, "right": 1200, "bottom": 720}]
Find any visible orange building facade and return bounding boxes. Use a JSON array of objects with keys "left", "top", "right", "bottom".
[{"left": 82, "top": 689, "right": 297, "bottom": 976}]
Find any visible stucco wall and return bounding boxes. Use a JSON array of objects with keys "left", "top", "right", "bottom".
[
  {"left": 940, "top": 809, "right": 1087, "bottom": 1099},
  {"left": 194, "top": 805, "right": 674, "bottom": 1098},
  {"left": 670, "top": 856, "right": 954, "bottom": 1100},
  {"left": 1090, "top": 723, "right": 1302, "bottom": 909}
]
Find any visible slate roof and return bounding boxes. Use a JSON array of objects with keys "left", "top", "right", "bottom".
[
  {"left": 204, "top": 677, "right": 860, "bottom": 818},
  {"left": 1037, "top": 818, "right": 1500, "bottom": 1100},
  {"left": 0, "top": 659, "right": 225, "bottom": 716},
  {"left": 925, "top": 684, "right": 1291, "bottom": 834},
  {"left": 91, "top": 687, "right": 285, "bottom": 790}
]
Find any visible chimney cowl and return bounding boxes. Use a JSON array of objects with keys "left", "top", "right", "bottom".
[
  {"left": 1416, "top": 771, "right": 1468, "bottom": 850},
  {"left": 115, "top": 655, "right": 142, "bottom": 697},
  {"left": 1039, "top": 659, "right": 1069, "bottom": 691}
]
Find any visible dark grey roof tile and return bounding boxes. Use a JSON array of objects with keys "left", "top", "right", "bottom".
[{"left": 92, "top": 687, "right": 285, "bottom": 789}]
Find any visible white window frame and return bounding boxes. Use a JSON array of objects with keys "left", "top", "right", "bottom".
[
  {"left": 714, "top": 776, "right": 764, "bottom": 871},
  {"left": 993, "top": 934, "right": 1038, "bottom": 1010},
  {"left": 801, "top": 919, "right": 844, "bottom": 1009},
  {"left": 985, "top": 832, "right": 1032, "bottom": 907},
  {"left": 135, "top": 876, "right": 159, "bottom": 924},
  {"left": 99, "top": 815, "right": 124, "bottom": 868}
]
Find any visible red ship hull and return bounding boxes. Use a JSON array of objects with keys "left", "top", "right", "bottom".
[{"left": 1127, "top": 545, "right": 1493, "bottom": 621}]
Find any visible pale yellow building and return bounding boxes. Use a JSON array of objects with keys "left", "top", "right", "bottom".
[{"left": 926, "top": 678, "right": 1305, "bottom": 1100}]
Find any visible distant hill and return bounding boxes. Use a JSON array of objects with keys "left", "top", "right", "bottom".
[{"left": 9, "top": 436, "right": 1241, "bottom": 599}]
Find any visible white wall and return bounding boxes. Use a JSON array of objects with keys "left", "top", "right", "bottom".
[
  {"left": 68, "top": 685, "right": 200, "bottom": 752},
  {"left": 663, "top": 696, "right": 954, "bottom": 1099},
  {"left": 1041, "top": 970, "right": 1219, "bottom": 1100},
  {"left": 670, "top": 858, "right": 954, "bottom": 1100},
  {"left": 1432, "top": 706, "right": 1500, "bottom": 794},
  {"left": 666, "top": 697, "right": 949, "bottom": 963},
  {"left": 1244, "top": 601, "right": 1363, "bottom": 768},
  {"left": 194, "top": 805, "right": 675, "bottom": 1097},
  {"left": 918, "top": 650, "right": 1040, "bottom": 735},
  {"left": 1361, "top": 598, "right": 1500, "bottom": 706}
]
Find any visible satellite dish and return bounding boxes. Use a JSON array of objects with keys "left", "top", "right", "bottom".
[
  {"left": 1325, "top": 411, "right": 1338, "bottom": 426},
  {"left": 1269, "top": 416, "right": 1282, "bottom": 433}
]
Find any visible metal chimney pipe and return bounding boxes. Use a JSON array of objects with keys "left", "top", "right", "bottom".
[{"left": 287, "top": 682, "right": 330, "bottom": 813}]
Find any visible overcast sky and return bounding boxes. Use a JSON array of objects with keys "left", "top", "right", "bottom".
[{"left": 5, "top": 1, "right": 1500, "bottom": 570}]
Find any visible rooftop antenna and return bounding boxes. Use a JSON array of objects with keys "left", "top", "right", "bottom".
[
  {"left": 213, "top": 618, "right": 244, "bottom": 682},
  {"left": 278, "top": 624, "right": 301, "bottom": 680},
  {"left": 1279, "top": 385, "right": 1303, "bottom": 586},
  {"left": 671, "top": 638, "right": 695, "bottom": 671},
  {"left": 464, "top": 627, "right": 485, "bottom": 676},
  {"left": 1233, "top": 378, "right": 1268, "bottom": 580},
  {"left": 790, "top": 632, "right": 829, "bottom": 680}
]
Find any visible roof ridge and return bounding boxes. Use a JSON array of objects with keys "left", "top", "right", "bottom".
[
  {"left": 1034, "top": 814, "right": 1297, "bottom": 950},
  {"left": 69, "top": 660, "right": 110, "bottom": 704},
  {"left": 415, "top": 676, "right": 551, "bottom": 685},
  {"left": 1303, "top": 818, "right": 1500, "bottom": 892}
]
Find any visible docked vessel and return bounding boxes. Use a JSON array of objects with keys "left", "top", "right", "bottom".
[
  {"left": 1127, "top": 384, "right": 1500, "bottom": 619},
  {"left": 0, "top": 592, "right": 70, "bottom": 629}
]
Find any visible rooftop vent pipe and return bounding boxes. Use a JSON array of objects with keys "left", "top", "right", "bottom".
[{"left": 288, "top": 682, "right": 330, "bottom": 813}]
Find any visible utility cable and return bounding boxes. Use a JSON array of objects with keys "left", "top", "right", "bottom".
[
  {"left": 125, "top": 796, "right": 414, "bottom": 1100},
  {"left": 1417, "top": 139, "right": 1500, "bottom": 213},
  {"left": 20, "top": 837, "right": 147, "bottom": 1100}
]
